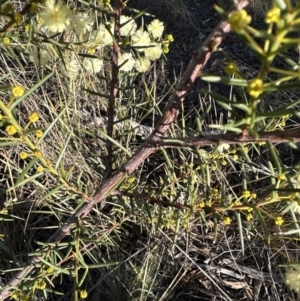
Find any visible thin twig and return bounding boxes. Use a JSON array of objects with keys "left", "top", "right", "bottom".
[
  {"left": 145, "top": 128, "right": 300, "bottom": 148},
  {"left": 106, "top": 0, "right": 122, "bottom": 177}
]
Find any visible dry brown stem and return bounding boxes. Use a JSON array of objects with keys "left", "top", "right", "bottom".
[{"left": 146, "top": 128, "right": 300, "bottom": 148}]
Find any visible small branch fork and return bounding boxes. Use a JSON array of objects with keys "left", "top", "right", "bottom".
[{"left": 0, "top": 0, "right": 254, "bottom": 299}]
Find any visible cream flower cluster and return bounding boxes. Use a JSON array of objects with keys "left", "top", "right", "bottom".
[
  {"left": 35, "top": 0, "right": 173, "bottom": 76},
  {"left": 38, "top": 0, "right": 71, "bottom": 34},
  {"left": 117, "top": 18, "right": 173, "bottom": 73}
]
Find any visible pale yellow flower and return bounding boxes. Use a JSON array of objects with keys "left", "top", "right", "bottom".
[
  {"left": 30, "top": 46, "right": 50, "bottom": 67},
  {"left": 89, "top": 24, "right": 113, "bottom": 49},
  {"left": 198, "top": 200, "right": 205, "bottom": 208},
  {"left": 39, "top": 0, "right": 71, "bottom": 33},
  {"left": 163, "top": 44, "right": 169, "bottom": 54},
  {"left": 62, "top": 59, "right": 81, "bottom": 79},
  {"left": 135, "top": 57, "right": 151, "bottom": 72},
  {"left": 2, "top": 37, "right": 10, "bottom": 45},
  {"left": 228, "top": 9, "right": 251, "bottom": 31},
  {"left": 286, "top": 265, "right": 300, "bottom": 293},
  {"left": 246, "top": 213, "right": 253, "bottom": 221},
  {"left": 118, "top": 52, "right": 135, "bottom": 72},
  {"left": 167, "top": 34, "right": 174, "bottom": 42},
  {"left": 70, "top": 13, "right": 93, "bottom": 35},
  {"left": 37, "top": 166, "right": 44, "bottom": 173},
  {"left": 232, "top": 154, "right": 239, "bottom": 161},
  {"left": 83, "top": 58, "right": 103, "bottom": 73},
  {"left": 277, "top": 174, "right": 286, "bottom": 181},
  {"left": 132, "top": 29, "right": 151, "bottom": 52},
  {"left": 120, "top": 15, "right": 137, "bottom": 36},
  {"left": 293, "top": 200, "right": 300, "bottom": 214},
  {"left": 79, "top": 290, "right": 88, "bottom": 299},
  {"left": 144, "top": 43, "right": 163, "bottom": 61},
  {"left": 148, "top": 19, "right": 164, "bottom": 39},
  {"left": 217, "top": 143, "right": 230, "bottom": 153},
  {"left": 36, "top": 279, "right": 46, "bottom": 290}
]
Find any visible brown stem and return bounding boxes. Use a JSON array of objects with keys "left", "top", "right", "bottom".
[
  {"left": 106, "top": 0, "right": 122, "bottom": 177},
  {"left": 0, "top": 1, "right": 253, "bottom": 299},
  {"left": 145, "top": 128, "right": 300, "bottom": 148}
]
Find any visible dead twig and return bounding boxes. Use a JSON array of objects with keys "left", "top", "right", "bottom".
[{"left": 144, "top": 128, "right": 300, "bottom": 148}]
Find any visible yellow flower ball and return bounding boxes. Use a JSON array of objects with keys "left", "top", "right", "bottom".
[
  {"left": 29, "top": 112, "right": 39, "bottom": 123},
  {"left": 88, "top": 47, "right": 95, "bottom": 54},
  {"left": 265, "top": 7, "right": 281, "bottom": 24},
  {"left": 34, "top": 151, "right": 42, "bottom": 157},
  {"left": 242, "top": 190, "right": 251, "bottom": 198},
  {"left": 163, "top": 45, "right": 169, "bottom": 54},
  {"left": 233, "top": 154, "right": 239, "bottom": 161},
  {"left": 246, "top": 213, "right": 253, "bottom": 221},
  {"left": 35, "top": 130, "right": 43, "bottom": 138},
  {"left": 277, "top": 174, "right": 286, "bottom": 181},
  {"left": 11, "top": 85, "right": 25, "bottom": 98},
  {"left": 38, "top": 0, "right": 71, "bottom": 33},
  {"left": 228, "top": 9, "right": 251, "bottom": 31},
  {"left": 275, "top": 216, "right": 284, "bottom": 226},
  {"left": 224, "top": 62, "right": 238, "bottom": 75},
  {"left": 223, "top": 216, "right": 231, "bottom": 225},
  {"left": 211, "top": 165, "right": 217, "bottom": 171},
  {"left": 167, "top": 34, "right": 174, "bottom": 42},
  {"left": 221, "top": 160, "right": 227, "bottom": 166},
  {"left": 37, "top": 166, "right": 44, "bottom": 173},
  {"left": 36, "top": 279, "right": 46, "bottom": 290},
  {"left": 5, "top": 125, "right": 17, "bottom": 135},
  {"left": 3, "top": 37, "right": 10, "bottom": 45},
  {"left": 198, "top": 200, "right": 205, "bottom": 208},
  {"left": 247, "top": 78, "right": 264, "bottom": 98},
  {"left": 79, "top": 290, "right": 88, "bottom": 299},
  {"left": 20, "top": 151, "right": 28, "bottom": 160}
]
